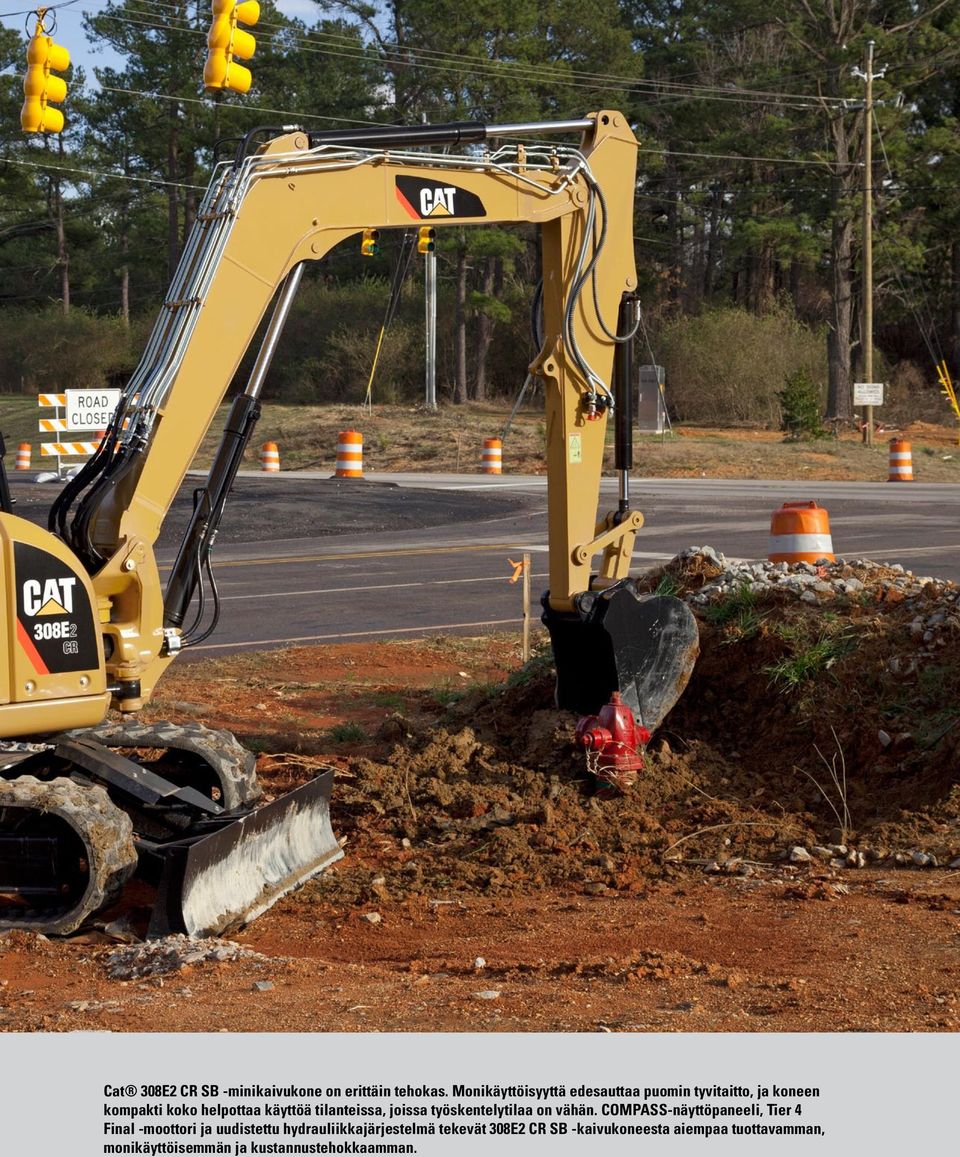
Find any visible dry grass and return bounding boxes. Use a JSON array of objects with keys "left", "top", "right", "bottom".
[{"left": 3, "top": 393, "right": 960, "bottom": 481}]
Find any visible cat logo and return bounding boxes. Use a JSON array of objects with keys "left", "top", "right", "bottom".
[
  {"left": 419, "top": 186, "right": 456, "bottom": 216},
  {"left": 395, "top": 176, "right": 486, "bottom": 220},
  {"left": 22, "top": 577, "right": 76, "bottom": 618}
]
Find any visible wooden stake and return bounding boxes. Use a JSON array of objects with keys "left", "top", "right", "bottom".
[{"left": 521, "top": 552, "right": 531, "bottom": 663}]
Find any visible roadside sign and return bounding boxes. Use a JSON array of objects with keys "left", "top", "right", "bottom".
[
  {"left": 65, "top": 389, "right": 120, "bottom": 431},
  {"left": 854, "top": 382, "right": 884, "bottom": 406}
]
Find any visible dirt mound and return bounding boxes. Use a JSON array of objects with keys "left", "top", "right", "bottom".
[{"left": 294, "top": 552, "right": 960, "bottom": 910}]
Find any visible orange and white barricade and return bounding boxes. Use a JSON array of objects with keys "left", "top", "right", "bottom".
[
  {"left": 260, "top": 442, "right": 281, "bottom": 472},
  {"left": 335, "top": 431, "right": 363, "bottom": 477},
  {"left": 482, "top": 437, "right": 502, "bottom": 475},
  {"left": 888, "top": 439, "right": 913, "bottom": 482},
  {"left": 768, "top": 501, "right": 835, "bottom": 564}
]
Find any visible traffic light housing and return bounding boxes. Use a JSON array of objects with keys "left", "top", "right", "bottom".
[
  {"left": 417, "top": 226, "right": 436, "bottom": 254},
  {"left": 203, "top": 0, "right": 259, "bottom": 94},
  {"left": 360, "top": 228, "right": 381, "bottom": 257},
  {"left": 20, "top": 16, "right": 70, "bottom": 134}
]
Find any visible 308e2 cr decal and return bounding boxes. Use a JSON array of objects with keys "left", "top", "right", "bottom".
[{"left": 14, "top": 542, "right": 98, "bottom": 674}]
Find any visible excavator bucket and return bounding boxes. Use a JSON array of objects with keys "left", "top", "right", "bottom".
[
  {"left": 542, "top": 584, "right": 699, "bottom": 732},
  {"left": 147, "top": 772, "right": 343, "bottom": 938}
]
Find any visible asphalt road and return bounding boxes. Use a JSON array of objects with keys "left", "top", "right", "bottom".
[{"left": 9, "top": 472, "right": 959, "bottom": 658}]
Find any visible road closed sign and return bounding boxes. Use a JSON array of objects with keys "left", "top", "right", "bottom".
[{"left": 65, "top": 389, "right": 121, "bottom": 431}]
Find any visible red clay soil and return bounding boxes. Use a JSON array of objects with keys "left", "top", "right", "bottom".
[{"left": 3, "top": 562, "right": 960, "bottom": 1034}]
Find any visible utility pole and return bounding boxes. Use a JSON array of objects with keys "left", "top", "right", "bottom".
[{"left": 862, "top": 40, "right": 875, "bottom": 446}]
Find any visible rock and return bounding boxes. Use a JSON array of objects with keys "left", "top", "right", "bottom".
[
  {"left": 911, "top": 851, "right": 936, "bottom": 868},
  {"left": 252, "top": 980, "right": 275, "bottom": 992},
  {"left": 800, "top": 590, "right": 818, "bottom": 604},
  {"left": 473, "top": 990, "right": 501, "bottom": 1000},
  {"left": 103, "top": 917, "right": 140, "bottom": 944},
  {"left": 105, "top": 936, "right": 273, "bottom": 980},
  {"left": 362, "top": 912, "right": 383, "bottom": 924},
  {"left": 789, "top": 846, "right": 813, "bottom": 863},
  {"left": 949, "top": 857, "right": 960, "bottom": 870},
  {"left": 473, "top": 957, "right": 486, "bottom": 970},
  {"left": 583, "top": 881, "right": 608, "bottom": 896},
  {"left": 811, "top": 846, "right": 833, "bottom": 860},
  {"left": 878, "top": 730, "right": 892, "bottom": 747}
]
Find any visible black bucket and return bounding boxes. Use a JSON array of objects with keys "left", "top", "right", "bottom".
[{"left": 542, "top": 584, "right": 699, "bottom": 731}]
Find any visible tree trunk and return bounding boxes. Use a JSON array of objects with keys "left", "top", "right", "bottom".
[
  {"left": 472, "top": 256, "right": 498, "bottom": 400},
  {"left": 119, "top": 197, "right": 130, "bottom": 326},
  {"left": 952, "top": 239, "right": 960, "bottom": 368},
  {"left": 453, "top": 234, "right": 468, "bottom": 404},
  {"left": 827, "top": 210, "right": 855, "bottom": 421},
  {"left": 120, "top": 265, "right": 129, "bottom": 325},
  {"left": 704, "top": 187, "right": 722, "bottom": 302},
  {"left": 167, "top": 109, "right": 181, "bottom": 279},
  {"left": 825, "top": 112, "right": 857, "bottom": 422},
  {"left": 53, "top": 192, "right": 69, "bottom": 315}
]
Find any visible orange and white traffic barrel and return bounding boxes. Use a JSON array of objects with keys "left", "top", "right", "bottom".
[
  {"left": 482, "top": 437, "right": 502, "bottom": 475},
  {"left": 260, "top": 441, "right": 280, "bottom": 472},
  {"left": 768, "top": 501, "right": 835, "bottom": 564},
  {"left": 888, "top": 439, "right": 913, "bottom": 482},
  {"left": 15, "top": 443, "right": 31, "bottom": 470},
  {"left": 335, "top": 430, "right": 363, "bottom": 477}
]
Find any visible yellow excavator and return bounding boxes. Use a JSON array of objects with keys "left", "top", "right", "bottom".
[{"left": 0, "top": 111, "right": 697, "bottom": 938}]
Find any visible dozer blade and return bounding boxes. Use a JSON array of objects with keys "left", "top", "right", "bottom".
[
  {"left": 147, "top": 772, "right": 342, "bottom": 938},
  {"left": 543, "top": 584, "right": 699, "bottom": 731}
]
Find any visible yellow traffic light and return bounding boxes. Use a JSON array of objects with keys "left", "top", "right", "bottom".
[
  {"left": 417, "top": 226, "right": 436, "bottom": 254},
  {"left": 360, "top": 228, "right": 381, "bottom": 257},
  {"left": 20, "top": 11, "right": 70, "bottom": 134},
  {"left": 203, "top": 0, "right": 259, "bottom": 94}
]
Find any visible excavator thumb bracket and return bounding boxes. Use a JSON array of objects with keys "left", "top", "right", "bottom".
[{"left": 542, "top": 584, "right": 699, "bottom": 732}]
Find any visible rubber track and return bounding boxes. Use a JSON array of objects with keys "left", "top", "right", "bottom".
[
  {"left": 74, "top": 720, "right": 262, "bottom": 810},
  {"left": 0, "top": 775, "right": 137, "bottom": 936}
]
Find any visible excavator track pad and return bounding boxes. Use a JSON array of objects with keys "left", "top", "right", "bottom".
[
  {"left": 0, "top": 727, "right": 342, "bottom": 938},
  {"left": 543, "top": 583, "right": 699, "bottom": 732},
  {"left": 0, "top": 775, "right": 137, "bottom": 935}
]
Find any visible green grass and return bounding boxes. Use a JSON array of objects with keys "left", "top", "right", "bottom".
[
  {"left": 702, "top": 583, "right": 758, "bottom": 627},
  {"left": 326, "top": 721, "right": 368, "bottom": 743},
  {"left": 701, "top": 583, "right": 767, "bottom": 641},
  {"left": 370, "top": 690, "right": 405, "bottom": 709},
  {"left": 653, "top": 572, "right": 681, "bottom": 598},
  {"left": 764, "top": 630, "right": 856, "bottom": 691}
]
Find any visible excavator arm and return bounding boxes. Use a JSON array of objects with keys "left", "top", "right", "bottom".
[
  {"left": 0, "top": 110, "right": 698, "bottom": 938},
  {"left": 1, "top": 107, "right": 698, "bottom": 741},
  {"left": 43, "top": 111, "right": 655, "bottom": 723}
]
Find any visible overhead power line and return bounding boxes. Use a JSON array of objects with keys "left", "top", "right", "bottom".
[{"left": 87, "top": 0, "right": 850, "bottom": 112}]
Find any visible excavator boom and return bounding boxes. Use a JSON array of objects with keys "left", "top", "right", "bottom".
[{"left": 0, "top": 112, "right": 697, "bottom": 937}]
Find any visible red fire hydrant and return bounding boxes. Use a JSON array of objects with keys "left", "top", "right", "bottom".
[{"left": 575, "top": 692, "right": 651, "bottom": 797}]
